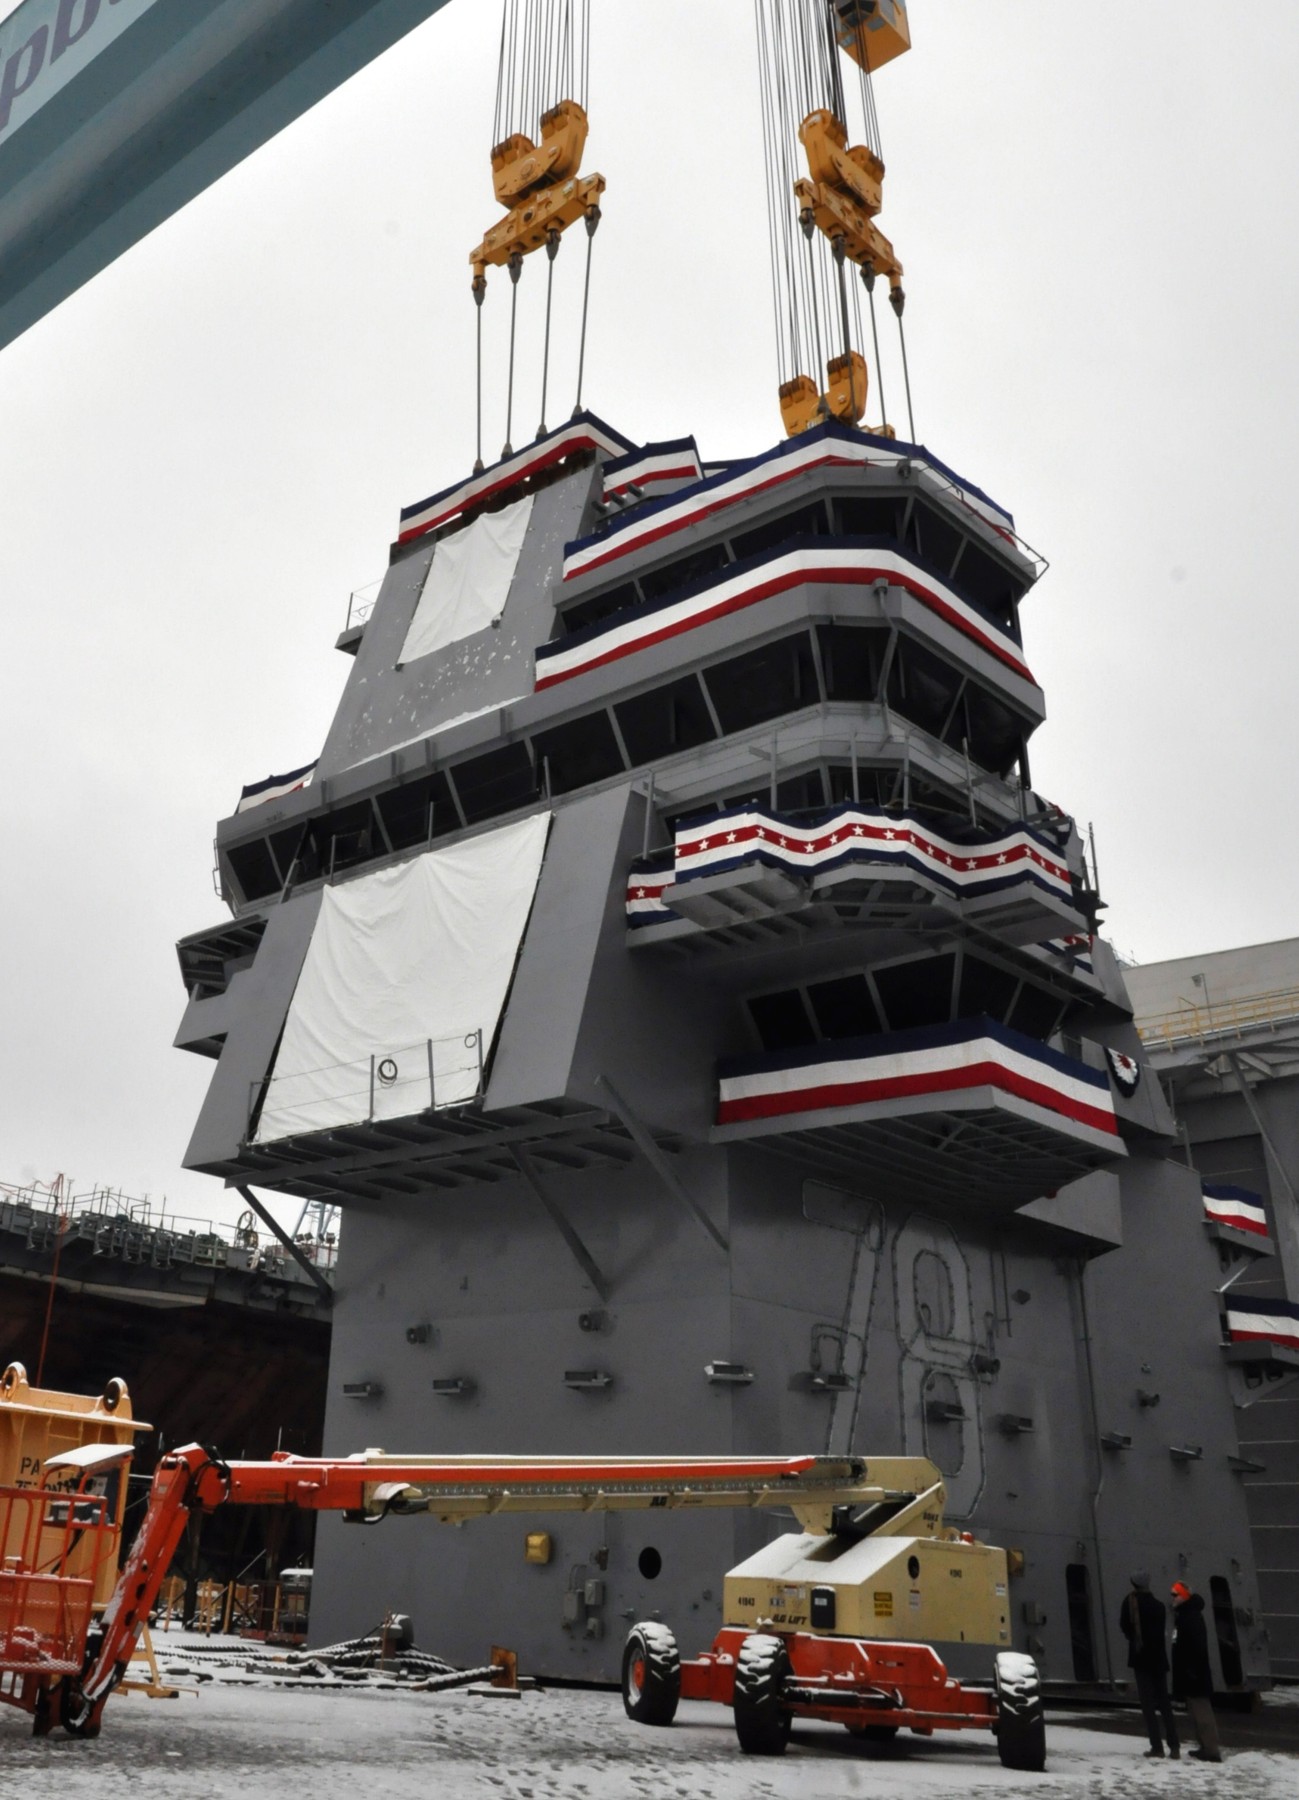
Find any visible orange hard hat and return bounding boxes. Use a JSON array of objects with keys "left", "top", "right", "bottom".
[{"left": 1171, "top": 1581, "right": 1191, "bottom": 1600}]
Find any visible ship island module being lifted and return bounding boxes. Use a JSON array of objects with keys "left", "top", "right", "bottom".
[{"left": 24, "top": 0, "right": 1281, "bottom": 1747}]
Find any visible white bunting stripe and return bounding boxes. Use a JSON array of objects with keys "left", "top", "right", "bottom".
[
  {"left": 536, "top": 544, "right": 1034, "bottom": 690},
  {"left": 1224, "top": 1298, "right": 1299, "bottom": 1351},
  {"left": 564, "top": 425, "right": 1019, "bottom": 584},
  {"left": 604, "top": 441, "right": 703, "bottom": 500},
  {"left": 1203, "top": 1187, "right": 1270, "bottom": 1239},
  {"left": 717, "top": 1022, "right": 1117, "bottom": 1137}
]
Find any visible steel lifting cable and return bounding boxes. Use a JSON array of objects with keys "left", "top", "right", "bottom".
[
  {"left": 572, "top": 203, "right": 599, "bottom": 418},
  {"left": 538, "top": 229, "right": 559, "bottom": 438},
  {"left": 504, "top": 251, "right": 523, "bottom": 457}
]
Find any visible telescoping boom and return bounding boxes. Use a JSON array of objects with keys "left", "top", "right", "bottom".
[{"left": 19, "top": 1442, "right": 883, "bottom": 1738}]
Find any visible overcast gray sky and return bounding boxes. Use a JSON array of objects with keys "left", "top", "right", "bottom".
[{"left": 3, "top": 1, "right": 1298, "bottom": 1221}]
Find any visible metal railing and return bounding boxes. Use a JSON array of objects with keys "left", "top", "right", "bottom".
[
  {"left": 344, "top": 577, "right": 383, "bottom": 634},
  {"left": 1136, "top": 985, "right": 1299, "bottom": 1053},
  {"left": 0, "top": 1180, "right": 337, "bottom": 1282},
  {"left": 252, "top": 1029, "right": 486, "bottom": 1141}
]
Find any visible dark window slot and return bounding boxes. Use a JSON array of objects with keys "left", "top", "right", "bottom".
[
  {"left": 701, "top": 634, "right": 818, "bottom": 735},
  {"left": 638, "top": 541, "right": 732, "bottom": 603},
  {"left": 451, "top": 742, "right": 538, "bottom": 823},
  {"left": 377, "top": 771, "right": 459, "bottom": 851},
  {"left": 561, "top": 580, "right": 641, "bottom": 635},
  {"left": 226, "top": 839, "right": 280, "bottom": 903},
  {"left": 952, "top": 539, "right": 1021, "bottom": 631},
  {"left": 1007, "top": 984, "right": 1065, "bottom": 1041},
  {"left": 532, "top": 712, "right": 626, "bottom": 795},
  {"left": 959, "top": 957, "right": 1021, "bottom": 1024},
  {"left": 1209, "top": 1576, "right": 1243, "bottom": 1688},
  {"left": 892, "top": 640, "right": 961, "bottom": 736},
  {"left": 1065, "top": 1564, "right": 1098, "bottom": 1683},
  {"left": 807, "top": 974, "right": 883, "bottom": 1040},
  {"left": 965, "top": 686, "right": 1024, "bottom": 777},
  {"left": 817, "top": 623, "right": 890, "bottom": 702},
  {"left": 615, "top": 676, "right": 717, "bottom": 764},
  {"left": 748, "top": 989, "right": 818, "bottom": 1053},
  {"left": 910, "top": 501, "right": 964, "bottom": 583},
  {"left": 833, "top": 495, "right": 902, "bottom": 537},
  {"left": 730, "top": 500, "right": 829, "bottom": 563},
  {"left": 872, "top": 954, "right": 958, "bottom": 1032}
]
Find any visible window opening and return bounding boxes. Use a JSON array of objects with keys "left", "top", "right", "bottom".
[
  {"left": 1209, "top": 1575, "right": 1243, "bottom": 1687},
  {"left": 1065, "top": 1564, "right": 1098, "bottom": 1682}
]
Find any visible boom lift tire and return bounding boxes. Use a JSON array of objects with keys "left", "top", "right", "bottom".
[
  {"left": 621, "top": 1622, "right": 681, "bottom": 1726},
  {"left": 732, "top": 1632, "right": 793, "bottom": 1755},
  {"left": 992, "top": 1652, "right": 1046, "bottom": 1771}
]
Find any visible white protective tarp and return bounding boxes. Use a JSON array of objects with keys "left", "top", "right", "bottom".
[
  {"left": 398, "top": 493, "right": 535, "bottom": 663},
  {"left": 254, "top": 812, "right": 550, "bottom": 1142}
]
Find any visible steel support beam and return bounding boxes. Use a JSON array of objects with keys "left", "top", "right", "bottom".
[
  {"left": 596, "top": 1074, "right": 730, "bottom": 1253},
  {"left": 508, "top": 1148, "right": 610, "bottom": 1302},
  {"left": 233, "top": 1183, "right": 333, "bottom": 1304}
]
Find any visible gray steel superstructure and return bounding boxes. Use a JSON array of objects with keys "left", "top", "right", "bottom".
[{"left": 173, "top": 414, "right": 1272, "bottom": 1689}]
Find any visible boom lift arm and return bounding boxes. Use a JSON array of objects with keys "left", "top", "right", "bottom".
[{"left": 39, "top": 1442, "right": 920, "bottom": 1738}]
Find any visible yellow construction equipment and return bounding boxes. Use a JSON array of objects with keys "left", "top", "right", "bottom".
[{"left": 471, "top": 99, "right": 605, "bottom": 284}]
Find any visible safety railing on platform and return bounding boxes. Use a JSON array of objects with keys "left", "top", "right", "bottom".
[
  {"left": 1136, "top": 986, "right": 1299, "bottom": 1053},
  {"left": 0, "top": 1181, "right": 338, "bottom": 1283},
  {"left": 344, "top": 577, "right": 383, "bottom": 634},
  {"left": 251, "top": 1028, "right": 486, "bottom": 1140}
]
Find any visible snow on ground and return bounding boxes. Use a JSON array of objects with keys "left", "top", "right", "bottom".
[{"left": 1, "top": 1680, "right": 1295, "bottom": 1800}]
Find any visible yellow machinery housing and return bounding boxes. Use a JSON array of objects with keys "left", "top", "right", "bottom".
[
  {"left": 723, "top": 1455, "right": 1011, "bottom": 1648},
  {"left": 832, "top": 0, "right": 912, "bottom": 73},
  {"left": 471, "top": 99, "right": 605, "bottom": 281},
  {"left": 0, "top": 1362, "right": 148, "bottom": 1607}
]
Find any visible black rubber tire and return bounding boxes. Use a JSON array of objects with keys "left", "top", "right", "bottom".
[
  {"left": 733, "top": 1633, "right": 793, "bottom": 1756},
  {"left": 993, "top": 1652, "right": 1046, "bottom": 1772},
  {"left": 621, "top": 1622, "right": 681, "bottom": 1727},
  {"left": 846, "top": 1722, "right": 900, "bottom": 1744}
]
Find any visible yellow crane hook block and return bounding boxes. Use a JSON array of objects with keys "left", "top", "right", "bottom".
[
  {"left": 832, "top": 0, "right": 912, "bottom": 74},
  {"left": 472, "top": 99, "right": 605, "bottom": 281}
]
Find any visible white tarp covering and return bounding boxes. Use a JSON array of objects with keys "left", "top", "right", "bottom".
[
  {"left": 398, "top": 493, "right": 535, "bottom": 663},
  {"left": 254, "top": 812, "right": 550, "bottom": 1142}
]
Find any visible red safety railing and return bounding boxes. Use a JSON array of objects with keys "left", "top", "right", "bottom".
[{"left": 0, "top": 1483, "right": 113, "bottom": 1691}]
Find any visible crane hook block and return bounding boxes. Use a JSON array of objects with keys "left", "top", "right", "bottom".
[
  {"left": 795, "top": 109, "right": 903, "bottom": 298},
  {"left": 779, "top": 351, "right": 870, "bottom": 438},
  {"left": 832, "top": 0, "right": 912, "bottom": 75},
  {"left": 472, "top": 99, "right": 605, "bottom": 282}
]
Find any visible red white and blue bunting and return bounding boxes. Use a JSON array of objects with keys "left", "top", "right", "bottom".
[
  {"left": 603, "top": 438, "right": 703, "bottom": 503},
  {"left": 1224, "top": 1294, "right": 1299, "bottom": 1353},
  {"left": 563, "top": 421, "right": 1021, "bottom": 586},
  {"left": 1203, "top": 1184, "right": 1270, "bottom": 1240},
  {"left": 676, "top": 804, "right": 1068, "bottom": 897},
  {"left": 237, "top": 760, "right": 317, "bottom": 814},
  {"left": 716, "top": 1016, "right": 1118, "bottom": 1138},
  {"left": 1105, "top": 1047, "right": 1141, "bottom": 1097},
  {"left": 1041, "top": 934, "right": 1095, "bottom": 978},
  {"left": 625, "top": 804, "right": 1072, "bottom": 927},
  {"left": 398, "top": 413, "right": 633, "bottom": 546},
  {"left": 536, "top": 543, "right": 1033, "bottom": 692}
]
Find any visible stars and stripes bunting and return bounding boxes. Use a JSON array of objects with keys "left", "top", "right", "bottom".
[
  {"left": 536, "top": 542, "right": 1034, "bottom": 692},
  {"left": 672, "top": 803, "right": 1070, "bottom": 899},
  {"left": 237, "top": 760, "right": 317, "bottom": 814},
  {"left": 602, "top": 438, "right": 703, "bottom": 502},
  {"left": 1224, "top": 1294, "right": 1299, "bottom": 1353},
  {"left": 563, "top": 420, "right": 1022, "bottom": 586},
  {"left": 397, "top": 413, "right": 634, "bottom": 546},
  {"left": 715, "top": 1016, "right": 1118, "bottom": 1138},
  {"left": 1203, "top": 1184, "right": 1270, "bottom": 1240}
]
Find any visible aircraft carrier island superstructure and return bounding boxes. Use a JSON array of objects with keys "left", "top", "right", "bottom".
[{"left": 171, "top": 411, "right": 1272, "bottom": 1689}]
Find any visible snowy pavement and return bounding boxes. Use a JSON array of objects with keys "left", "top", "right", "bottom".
[{"left": 2, "top": 1680, "right": 1296, "bottom": 1799}]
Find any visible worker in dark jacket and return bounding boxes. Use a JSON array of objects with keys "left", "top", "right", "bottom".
[
  {"left": 1171, "top": 1582, "right": 1223, "bottom": 1762},
  {"left": 1119, "top": 1572, "right": 1180, "bottom": 1757}
]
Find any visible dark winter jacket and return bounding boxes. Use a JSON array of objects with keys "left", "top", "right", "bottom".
[
  {"left": 1171, "top": 1594, "right": 1214, "bottom": 1699},
  {"left": 1119, "top": 1589, "right": 1169, "bottom": 1673}
]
